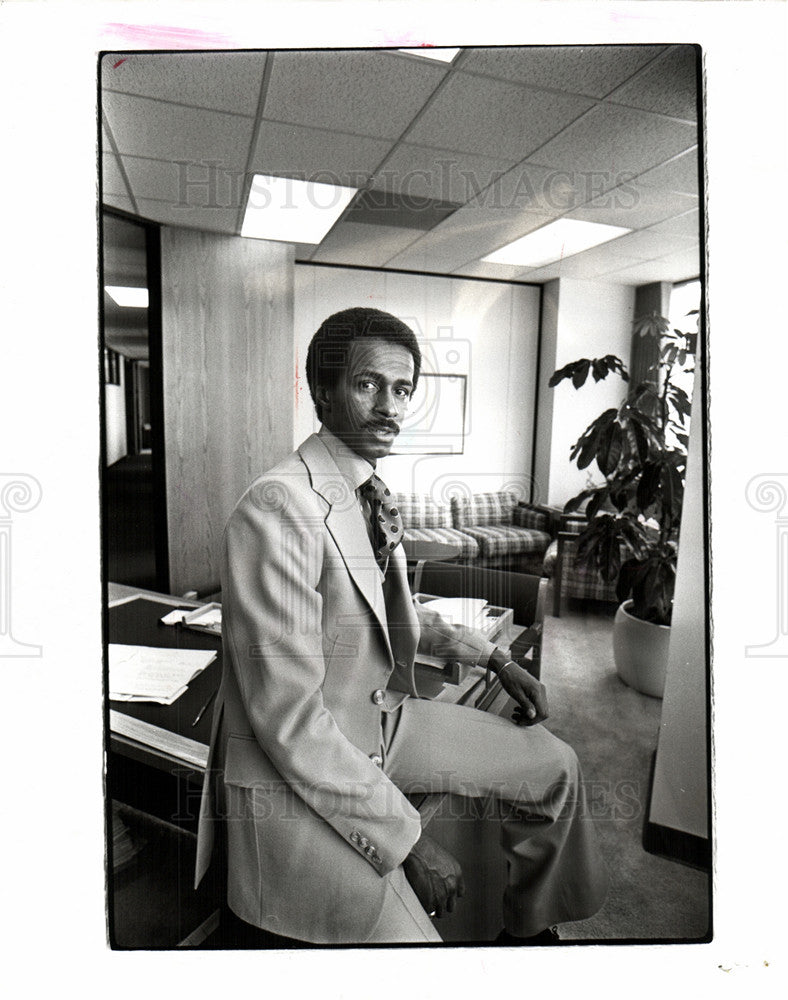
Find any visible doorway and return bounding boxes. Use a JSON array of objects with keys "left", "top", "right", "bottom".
[{"left": 102, "top": 210, "right": 168, "bottom": 591}]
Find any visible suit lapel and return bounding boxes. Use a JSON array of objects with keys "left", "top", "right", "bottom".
[{"left": 298, "top": 435, "right": 392, "bottom": 655}]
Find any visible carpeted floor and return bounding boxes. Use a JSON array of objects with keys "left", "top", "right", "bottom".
[{"left": 540, "top": 593, "right": 711, "bottom": 942}]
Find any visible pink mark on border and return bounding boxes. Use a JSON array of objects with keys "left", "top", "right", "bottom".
[
  {"left": 113, "top": 58, "right": 127, "bottom": 69},
  {"left": 102, "top": 22, "right": 233, "bottom": 49},
  {"left": 380, "top": 32, "right": 434, "bottom": 48}
]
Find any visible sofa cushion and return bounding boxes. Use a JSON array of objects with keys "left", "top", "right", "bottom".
[
  {"left": 451, "top": 491, "right": 518, "bottom": 528},
  {"left": 459, "top": 525, "right": 550, "bottom": 559},
  {"left": 403, "top": 527, "right": 479, "bottom": 560},
  {"left": 394, "top": 493, "right": 452, "bottom": 529}
]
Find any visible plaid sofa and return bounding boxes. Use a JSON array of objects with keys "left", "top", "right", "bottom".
[
  {"left": 395, "top": 490, "right": 551, "bottom": 570},
  {"left": 394, "top": 493, "right": 481, "bottom": 560}
]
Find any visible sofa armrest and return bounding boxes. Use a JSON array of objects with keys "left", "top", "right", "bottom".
[{"left": 513, "top": 503, "right": 551, "bottom": 533}]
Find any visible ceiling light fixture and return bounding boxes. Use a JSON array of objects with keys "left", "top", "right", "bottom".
[
  {"left": 482, "top": 219, "right": 631, "bottom": 268},
  {"left": 397, "top": 47, "right": 460, "bottom": 63},
  {"left": 105, "top": 285, "right": 149, "bottom": 308},
  {"left": 241, "top": 174, "right": 358, "bottom": 244}
]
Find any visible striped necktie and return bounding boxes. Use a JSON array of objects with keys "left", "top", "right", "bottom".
[{"left": 359, "top": 474, "right": 403, "bottom": 566}]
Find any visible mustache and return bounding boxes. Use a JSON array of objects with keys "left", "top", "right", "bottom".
[{"left": 367, "top": 419, "right": 400, "bottom": 434}]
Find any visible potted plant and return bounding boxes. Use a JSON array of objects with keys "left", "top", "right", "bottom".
[{"left": 549, "top": 311, "right": 696, "bottom": 696}]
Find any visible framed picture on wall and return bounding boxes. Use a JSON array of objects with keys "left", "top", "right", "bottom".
[{"left": 391, "top": 372, "right": 467, "bottom": 455}]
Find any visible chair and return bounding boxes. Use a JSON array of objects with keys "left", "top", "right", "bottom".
[
  {"left": 415, "top": 561, "right": 547, "bottom": 679},
  {"left": 546, "top": 515, "right": 620, "bottom": 617}
]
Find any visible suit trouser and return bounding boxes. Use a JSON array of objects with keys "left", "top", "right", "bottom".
[{"left": 369, "top": 696, "right": 609, "bottom": 943}]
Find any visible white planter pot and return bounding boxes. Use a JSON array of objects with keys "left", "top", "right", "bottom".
[{"left": 612, "top": 600, "right": 671, "bottom": 698}]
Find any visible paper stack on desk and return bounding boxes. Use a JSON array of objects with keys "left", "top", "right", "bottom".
[
  {"left": 109, "top": 644, "right": 216, "bottom": 705},
  {"left": 421, "top": 597, "right": 492, "bottom": 631}
]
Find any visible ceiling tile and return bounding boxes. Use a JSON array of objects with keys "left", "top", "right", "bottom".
[
  {"left": 103, "top": 190, "right": 135, "bottom": 214},
  {"left": 293, "top": 243, "right": 316, "bottom": 261},
  {"left": 384, "top": 203, "right": 552, "bottom": 272},
  {"left": 646, "top": 208, "right": 701, "bottom": 239},
  {"left": 568, "top": 183, "right": 698, "bottom": 230},
  {"left": 608, "top": 229, "right": 698, "bottom": 260},
  {"left": 451, "top": 260, "right": 538, "bottom": 281},
  {"left": 133, "top": 196, "right": 241, "bottom": 235},
  {"left": 635, "top": 147, "right": 701, "bottom": 195},
  {"left": 102, "top": 52, "right": 267, "bottom": 116},
  {"left": 460, "top": 45, "right": 666, "bottom": 99},
  {"left": 102, "top": 152, "right": 127, "bottom": 196},
  {"left": 608, "top": 45, "right": 699, "bottom": 122},
  {"left": 345, "top": 189, "right": 461, "bottom": 231},
  {"left": 251, "top": 120, "right": 393, "bottom": 188},
  {"left": 103, "top": 91, "right": 254, "bottom": 170},
  {"left": 102, "top": 244, "right": 147, "bottom": 286},
  {"left": 310, "top": 221, "right": 423, "bottom": 267},
  {"left": 527, "top": 102, "right": 697, "bottom": 182},
  {"left": 371, "top": 142, "right": 517, "bottom": 204},
  {"left": 417, "top": 200, "right": 556, "bottom": 257},
  {"left": 405, "top": 71, "right": 595, "bottom": 160},
  {"left": 121, "top": 154, "right": 247, "bottom": 208},
  {"left": 470, "top": 160, "right": 591, "bottom": 215},
  {"left": 516, "top": 241, "right": 646, "bottom": 281},
  {"left": 601, "top": 246, "right": 700, "bottom": 283},
  {"left": 264, "top": 50, "right": 446, "bottom": 139}
]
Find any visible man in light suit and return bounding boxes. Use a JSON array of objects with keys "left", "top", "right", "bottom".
[{"left": 195, "top": 307, "right": 608, "bottom": 945}]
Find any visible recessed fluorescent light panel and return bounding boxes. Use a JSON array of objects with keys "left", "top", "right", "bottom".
[
  {"left": 105, "top": 285, "right": 149, "bottom": 308},
  {"left": 241, "top": 174, "right": 358, "bottom": 244},
  {"left": 397, "top": 47, "right": 460, "bottom": 63},
  {"left": 482, "top": 219, "right": 631, "bottom": 268}
]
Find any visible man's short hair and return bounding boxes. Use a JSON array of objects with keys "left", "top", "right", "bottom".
[{"left": 306, "top": 307, "right": 422, "bottom": 421}]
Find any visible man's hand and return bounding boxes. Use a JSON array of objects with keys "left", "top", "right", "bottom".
[
  {"left": 491, "top": 653, "right": 548, "bottom": 726},
  {"left": 402, "top": 831, "right": 465, "bottom": 918}
]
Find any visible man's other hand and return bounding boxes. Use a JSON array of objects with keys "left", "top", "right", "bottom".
[
  {"left": 497, "top": 660, "right": 549, "bottom": 725},
  {"left": 403, "top": 831, "right": 465, "bottom": 918}
]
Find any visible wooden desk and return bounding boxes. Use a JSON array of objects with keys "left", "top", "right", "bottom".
[
  {"left": 107, "top": 588, "right": 221, "bottom": 781},
  {"left": 107, "top": 583, "right": 519, "bottom": 782}
]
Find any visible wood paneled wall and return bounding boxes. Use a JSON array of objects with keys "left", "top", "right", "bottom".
[{"left": 160, "top": 228, "right": 294, "bottom": 595}]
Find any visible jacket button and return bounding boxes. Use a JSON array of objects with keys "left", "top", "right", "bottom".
[
  {"left": 359, "top": 836, "right": 369, "bottom": 849},
  {"left": 369, "top": 753, "right": 383, "bottom": 767},
  {"left": 371, "top": 689, "right": 386, "bottom": 705},
  {"left": 350, "top": 831, "right": 360, "bottom": 844},
  {"left": 365, "top": 845, "right": 377, "bottom": 858}
]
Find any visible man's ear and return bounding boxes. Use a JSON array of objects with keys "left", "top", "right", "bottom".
[{"left": 315, "top": 385, "right": 331, "bottom": 413}]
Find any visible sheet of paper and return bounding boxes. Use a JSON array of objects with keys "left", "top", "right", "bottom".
[
  {"left": 421, "top": 597, "right": 489, "bottom": 629},
  {"left": 185, "top": 605, "right": 222, "bottom": 628},
  {"left": 108, "top": 644, "right": 216, "bottom": 704},
  {"left": 159, "top": 609, "right": 188, "bottom": 625}
]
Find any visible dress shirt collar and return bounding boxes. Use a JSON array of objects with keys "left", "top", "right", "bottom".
[{"left": 317, "top": 425, "right": 375, "bottom": 492}]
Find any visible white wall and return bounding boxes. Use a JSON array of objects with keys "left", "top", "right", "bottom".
[
  {"left": 294, "top": 265, "right": 541, "bottom": 503},
  {"left": 535, "top": 278, "right": 635, "bottom": 507},
  {"left": 104, "top": 362, "right": 127, "bottom": 466},
  {"left": 648, "top": 335, "right": 708, "bottom": 839}
]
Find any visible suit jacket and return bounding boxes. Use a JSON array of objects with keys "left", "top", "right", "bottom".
[{"left": 194, "top": 432, "right": 495, "bottom": 943}]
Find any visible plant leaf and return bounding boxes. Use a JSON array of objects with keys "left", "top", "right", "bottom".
[
  {"left": 596, "top": 421, "right": 623, "bottom": 476},
  {"left": 572, "top": 358, "right": 591, "bottom": 389}
]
